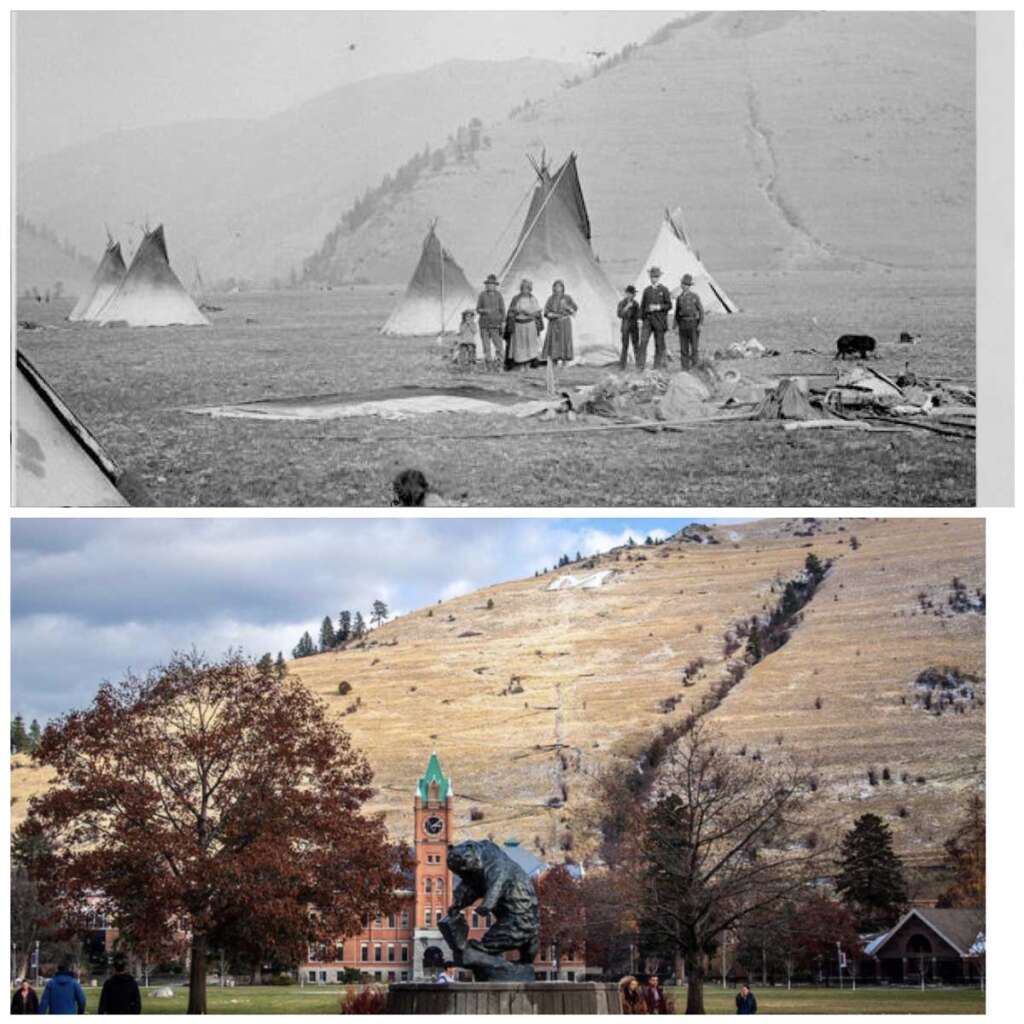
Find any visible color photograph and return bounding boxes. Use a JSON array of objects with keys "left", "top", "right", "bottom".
[{"left": 9, "top": 517, "right": 985, "bottom": 1013}]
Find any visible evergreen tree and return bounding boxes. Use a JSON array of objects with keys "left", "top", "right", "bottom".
[
  {"left": 352, "top": 613, "right": 366, "bottom": 639},
  {"left": 27, "top": 719, "right": 42, "bottom": 753},
  {"left": 319, "top": 616, "right": 337, "bottom": 652},
  {"left": 937, "top": 791, "right": 985, "bottom": 908},
  {"left": 11, "top": 714, "right": 27, "bottom": 754},
  {"left": 292, "top": 632, "right": 316, "bottom": 659},
  {"left": 256, "top": 653, "right": 274, "bottom": 674},
  {"left": 337, "top": 611, "right": 352, "bottom": 645},
  {"left": 274, "top": 653, "right": 287, "bottom": 680},
  {"left": 836, "top": 813, "right": 909, "bottom": 931},
  {"left": 370, "top": 601, "right": 389, "bottom": 629}
]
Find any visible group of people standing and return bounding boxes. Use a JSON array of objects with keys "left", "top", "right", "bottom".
[
  {"left": 459, "top": 274, "right": 577, "bottom": 373},
  {"left": 455, "top": 267, "right": 704, "bottom": 375},
  {"left": 619, "top": 975, "right": 758, "bottom": 1016},
  {"left": 11, "top": 955, "right": 142, "bottom": 1015},
  {"left": 617, "top": 266, "right": 705, "bottom": 372}
]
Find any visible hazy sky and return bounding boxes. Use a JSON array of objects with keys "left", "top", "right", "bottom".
[
  {"left": 14, "top": 11, "right": 678, "bottom": 162},
  {"left": 10, "top": 516, "right": 720, "bottom": 722}
]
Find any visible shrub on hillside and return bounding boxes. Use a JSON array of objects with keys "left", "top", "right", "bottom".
[{"left": 337, "top": 681, "right": 352, "bottom": 696}]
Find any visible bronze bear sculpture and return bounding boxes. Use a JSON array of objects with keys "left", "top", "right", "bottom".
[{"left": 439, "top": 839, "right": 540, "bottom": 981}]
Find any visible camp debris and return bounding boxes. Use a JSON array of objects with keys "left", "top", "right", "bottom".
[
  {"left": 14, "top": 350, "right": 130, "bottom": 507},
  {"left": 500, "top": 153, "right": 620, "bottom": 366},
  {"left": 825, "top": 366, "right": 976, "bottom": 418},
  {"left": 754, "top": 377, "right": 821, "bottom": 421},
  {"left": 382, "top": 221, "right": 477, "bottom": 336},
  {"left": 68, "top": 237, "right": 127, "bottom": 322},
  {"left": 718, "top": 337, "right": 779, "bottom": 360},
  {"left": 634, "top": 207, "right": 738, "bottom": 314},
  {"left": 93, "top": 225, "right": 209, "bottom": 327}
]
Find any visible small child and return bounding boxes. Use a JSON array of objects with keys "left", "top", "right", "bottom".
[
  {"left": 617, "top": 285, "right": 640, "bottom": 371},
  {"left": 453, "top": 309, "right": 478, "bottom": 369}
]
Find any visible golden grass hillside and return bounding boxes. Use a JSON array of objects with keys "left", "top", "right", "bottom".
[{"left": 11, "top": 519, "right": 983, "bottom": 881}]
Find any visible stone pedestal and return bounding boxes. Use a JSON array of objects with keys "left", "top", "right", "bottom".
[{"left": 387, "top": 981, "right": 620, "bottom": 1015}]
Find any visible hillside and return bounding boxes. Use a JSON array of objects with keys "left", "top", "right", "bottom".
[
  {"left": 307, "top": 11, "right": 974, "bottom": 291},
  {"left": 15, "top": 217, "right": 94, "bottom": 297},
  {"left": 10, "top": 519, "right": 984, "bottom": 887},
  {"left": 15, "top": 58, "right": 571, "bottom": 285}
]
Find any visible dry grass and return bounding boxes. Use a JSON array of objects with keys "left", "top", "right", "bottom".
[
  {"left": 8, "top": 518, "right": 981, "bottom": 881},
  {"left": 17, "top": 270, "right": 974, "bottom": 507}
]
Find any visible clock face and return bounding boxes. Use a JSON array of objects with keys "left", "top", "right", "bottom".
[{"left": 423, "top": 815, "right": 445, "bottom": 837}]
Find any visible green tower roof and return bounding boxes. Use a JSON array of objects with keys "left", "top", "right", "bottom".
[{"left": 418, "top": 751, "right": 450, "bottom": 802}]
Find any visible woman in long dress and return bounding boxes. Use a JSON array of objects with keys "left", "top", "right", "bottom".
[
  {"left": 542, "top": 280, "right": 577, "bottom": 364},
  {"left": 505, "top": 279, "right": 543, "bottom": 369}
]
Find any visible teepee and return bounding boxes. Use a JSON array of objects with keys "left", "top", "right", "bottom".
[
  {"left": 500, "top": 153, "right": 619, "bottom": 365},
  {"left": 68, "top": 237, "right": 127, "bottom": 322},
  {"left": 634, "top": 208, "right": 738, "bottom": 314},
  {"left": 14, "top": 351, "right": 129, "bottom": 506},
  {"left": 94, "top": 224, "right": 210, "bottom": 327},
  {"left": 381, "top": 222, "right": 477, "bottom": 336}
]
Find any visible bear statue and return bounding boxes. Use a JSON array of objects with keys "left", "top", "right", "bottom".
[{"left": 438, "top": 839, "right": 540, "bottom": 982}]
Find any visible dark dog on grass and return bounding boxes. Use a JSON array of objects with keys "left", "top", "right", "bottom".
[{"left": 835, "top": 334, "right": 877, "bottom": 359}]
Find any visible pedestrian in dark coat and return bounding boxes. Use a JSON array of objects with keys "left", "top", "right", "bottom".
[
  {"left": 736, "top": 984, "right": 758, "bottom": 1014},
  {"left": 98, "top": 955, "right": 142, "bottom": 1014},
  {"left": 38, "top": 957, "right": 87, "bottom": 1015},
  {"left": 619, "top": 976, "right": 647, "bottom": 1014},
  {"left": 10, "top": 980, "right": 40, "bottom": 1014},
  {"left": 643, "top": 975, "right": 668, "bottom": 1014},
  {"left": 674, "top": 273, "right": 705, "bottom": 370},
  {"left": 617, "top": 286, "right": 640, "bottom": 370},
  {"left": 639, "top": 268, "right": 673, "bottom": 370}
]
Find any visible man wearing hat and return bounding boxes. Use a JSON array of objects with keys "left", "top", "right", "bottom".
[
  {"left": 476, "top": 274, "right": 507, "bottom": 370},
  {"left": 639, "top": 266, "right": 673, "bottom": 370},
  {"left": 673, "top": 273, "right": 705, "bottom": 370}
]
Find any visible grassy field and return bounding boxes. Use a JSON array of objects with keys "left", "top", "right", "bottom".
[
  {"left": 60, "top": 982, "right": 985, "bottom": 1014},
  {"left": 16, "top": 267, "right": 974, "bottom": 507}
]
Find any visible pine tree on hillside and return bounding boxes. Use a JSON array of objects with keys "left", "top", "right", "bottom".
[
  {"left": 836, "top": 813, "right": 909, "bottom": 932},
  {"left": 256, "top": 653, "right": 274, "bottom": 674},
  {"left": 319, "top": 616, "right": 337, "bottom": 652},
  {"left": 27, "top": 720, "right": 42, "bottom": 753},
  {"left": 11, "top": 715, "right": 27, "bottom": 754},
  {"left": 370, "top": 601, "right": 389, "bottom": 629},
  {"left": 292, "top": 632, "right": 316, "bottom": 660},
  {"left": 337, "top": 611, "right": 352, "bottom": 645},
  {"left": 274, "top": 652, "right": 287, "bottom": 680},
  {"left": 352, "top": 613, "right": 366, "bottom": 640}
]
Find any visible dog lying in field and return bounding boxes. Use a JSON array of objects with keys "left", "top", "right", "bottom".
[{"left": 835, "top": 334, "right": 877, "bottom": 359}]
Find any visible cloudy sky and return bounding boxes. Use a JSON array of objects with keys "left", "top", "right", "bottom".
[
  {"left": 15, "top": 11, "right": 676, "bottom": 161},
  {"left": 11, "top": 517, "right": 714, "bottom": 723}
]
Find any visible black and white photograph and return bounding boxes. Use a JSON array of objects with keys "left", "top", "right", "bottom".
[{"left": 11, "top": 10, "right": 1005, "bottom": 508}]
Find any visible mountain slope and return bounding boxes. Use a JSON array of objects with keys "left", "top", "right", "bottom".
[
  {"left": 307, "top": 11, "right": 974, "bottom": 290},
  {"left": 15, "top": 218, "right": 94, "bottom": 297},
  {"left": 10, "top": 519, "right": 984, "bottom": 885},
  {"left": 15, "top": 59, "right": 572, "bottom": 285}
]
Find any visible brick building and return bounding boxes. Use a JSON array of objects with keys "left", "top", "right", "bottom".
[{"left": 302, "top": 752, "right": 585, "bottom": 983}]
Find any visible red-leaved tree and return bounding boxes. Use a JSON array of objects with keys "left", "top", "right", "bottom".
[
  {"left": 17, "top": 651, "right": 408, "bottom": 1014},
  {"left": 537, "top": 864, "right": 586, "bottom": 976}
]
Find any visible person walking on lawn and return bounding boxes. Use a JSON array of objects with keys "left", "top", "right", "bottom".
[
  {"left": 10, "top": 979, "right": 40, "bottom": 1014},
  {"left": 38, "top": 956, "right": 87, "bottom": 1015},
  {"left": 736, "top": 984, "right": 758, "bottom": 1014},
  {"left": 643, "top": 975, "right": 668, "bottom": 1014},
  {"left": 98, "top": 955, "right": 142, "bottom": 1014}
]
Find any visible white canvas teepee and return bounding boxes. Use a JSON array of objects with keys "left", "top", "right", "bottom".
[
  {"left": 381, "top": 223, "right": 477, "bottom": 336},
  {"left": 14, "top": 352, "right": 129, "bottom": 507},
  {"left": 500, "top": 154, "right": 619, "bottom": 365},
  {"left": 634, "top": 208, "right": 738, "bottom": 314},
  {"left": 94, "top": 224, "right": 210, "bottom": 327},
  {"left": 68, "top": 238, "right": 127, "bottom": 322}
]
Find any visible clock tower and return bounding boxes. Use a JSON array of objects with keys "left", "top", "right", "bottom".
[{"left": 412, "top": 752, "right": 454, "bottom": 977}]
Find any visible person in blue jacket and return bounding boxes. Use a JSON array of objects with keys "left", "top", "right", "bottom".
[{"left": 39, "top": 956, "right": 87, "bottom": 1015}]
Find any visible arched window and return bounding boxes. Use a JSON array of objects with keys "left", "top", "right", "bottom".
[
  {"left": 424, "top": 878, "right": 432, "bottom": 893},
  {"left": 907, "top": 934, "right": 933, "bottom": 956},
  {"left": 429, "top": 780, "right": 440, "bottom": 801},
  {"left": 436, "top": 878, "right": 445, "bottom": 895}
]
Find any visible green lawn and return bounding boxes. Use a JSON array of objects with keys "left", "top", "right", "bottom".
[{"left": 61, "top": 982, "right": 987, "bottom": 1014}]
